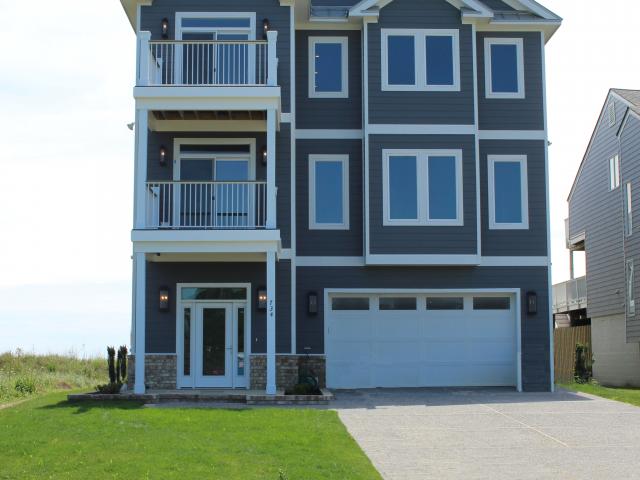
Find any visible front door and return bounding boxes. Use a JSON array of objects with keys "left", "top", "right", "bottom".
[{"left": 195, "top": 303, "right": 232, "bottom": 387}]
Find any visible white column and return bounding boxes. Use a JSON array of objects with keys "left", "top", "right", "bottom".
[
  {"left": 267, "top": 30, "right": 278, "bottom": 86},
  {"left": 133, "top": 252, "right": 146, "bottom": 394},
  {"left": 133, "top": 109, "right": 149, "bottom": 229},
  {"left": 266, "top": 108, "right": 277, "bottom": 229},
  {"left": 137, "top": 31, "right": 152, "bottom": 86},
  {"left": 569, "top": 250, "right": 575, "bottom": 280},
  {"left": 266, "top": 251, "right": 277, "bottom": 395}
]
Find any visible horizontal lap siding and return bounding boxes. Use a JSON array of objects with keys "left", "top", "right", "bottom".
[
  {"left": 480, "top": 140, "right": 548, "bottom": 256},
  {"left": 296, "top": 30, "right": 362, "bottom": 130},
  {"left": 296, "top": 265, "right": 551, "bottom": 391},
  {"left": 296, "top": 139, "right": 364, "bottom": 256},
  {"left": 368, "top": 0, "right": 475, "bottom": 125},
  {"left": 569, "top": 97, "right": 626, "bottom": 319},
  {"left": 621, "top": 115, "right": 640, "bottom": 341},
  {"left": 140, "top": 0, "right": 291, "bottom": 112},
  {"left": 477, "top": 32, "right": 544, "bottom": 131},
  {"left": 369, "top": 134, "right": 477, "bottom": 254}
]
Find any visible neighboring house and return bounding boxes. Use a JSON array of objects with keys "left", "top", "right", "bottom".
[
  {"left": 566, "top": 89, "right": 640, "bottom": 387},
  {"left": 119, "top": 0, "right": 561, "bottom": 395}
]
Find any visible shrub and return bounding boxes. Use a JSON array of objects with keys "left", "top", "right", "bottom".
[
  {"left": 96, "top": 382, "right": 123, "bottom": 394},
  {"left": 14, "top": 377, "right": 37, "bottom": 396},
  {"left": 285, "top": 383, "right": 321, "bottom": 396},
  {"left": 574, "top": 343, "right": 593, "bottom": 384},
  {"left": 107, "top": 347, "right": 117, "bottom": 384}
]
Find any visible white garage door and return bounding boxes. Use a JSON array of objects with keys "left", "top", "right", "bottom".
[{"left": 326, "top": 293, "right": 518, "bottom": 389}]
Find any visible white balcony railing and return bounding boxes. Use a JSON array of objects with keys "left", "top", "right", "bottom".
[
  {"left": 552, "top": 276, "right": 587, "bottom": 313},
  {"left": 145, "top": 181, "right": 268, "bottom": 230},
  {"left": 137, "top": 31, "right": 278, "bottom": 87}
]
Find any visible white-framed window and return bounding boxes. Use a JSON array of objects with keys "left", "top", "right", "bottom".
[
  {"left": 309, "top": 155, "right": 350, "bottom": 230},
  {"left": 381, "top": 29, "right": 460, "bottom": 92},
  {"left": 625, "top": 182, "right": 633, "bottom": 237},
  {"left": 484, "top": 38, "right": 525, "bottom": 99},
  {"left": 628, "top": 259, "right": 635, "bottom": 317},
  {"left": 488, "top": 155, "right": 529, "bottom": 230},
  {"left": 608, "top": 101, "right": 616, "bottom": 127},
  {"left": 609, "top": 155, "right": 620, "bottom": 190},
  {"left": 382, "top": 150, "right": 464, "bottom": 226},
  {"left": 308, "top": 37, "right": 348, "bottom": 98}
]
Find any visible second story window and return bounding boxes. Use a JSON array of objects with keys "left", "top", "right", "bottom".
[
  {"left": 309, "top": 37, "right": 348, "bottom": 98},
  {"left": 484, "top": 38, "right": 525, "bottom": 99},
  {"left": 383, "top": 150, "right": 463, "bottom": 226},
  {"left": 488, "top": 155, "right": 529, "bottom": 230},
  {"left": 309, "top": 155, "right": 350, "bottom": 230},
  {"left": 625, "top": 182, "right": 633, "bottom": 236},
  {"left": 382, "top": 29, "right": 460, "bottom": 92},
  {"left": 609, "top": 155, "right": 620, "bottom": 190}
]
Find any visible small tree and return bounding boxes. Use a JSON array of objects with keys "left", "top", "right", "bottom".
[
  {"left": 107, "top": 346, "right": 117, "bottom": 384},
  {"left": 117, "top": 346, "right": 128, "bottom": 383},
  {"left": 574, "top": 343, "right": 592, "bottom": 384}
]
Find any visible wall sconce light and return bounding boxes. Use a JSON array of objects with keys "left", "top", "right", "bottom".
[
  {"left": 159, "top": 146, "right": 167, "bottom": 166},
  {"left": 308, "top": 291, "right": 318, "bottom": 315},
  {"left": 257, "top": 287, "right": 267, "bottom": 311},
  {"left": 526, "top": 291, "right": 537, "bottom": 315},
  {"left": 161, "top": 18, "right": 170, "bottom": 39},
  {"left": 159, "top": 287, "right": 170, "bottom": 312},
  {"left": 261, "top": 145, "right": 268, "bottom": 166},
  {"left": 262, "top": 19, "right": 270, "bottom": 40}
]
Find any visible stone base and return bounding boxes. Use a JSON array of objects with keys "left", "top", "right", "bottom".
[
  {"left": 250, "top": 355, "right": 326, "bottom": 390},
  {"left": 128, "top": 354, "right": 177, "bottom": 390}
]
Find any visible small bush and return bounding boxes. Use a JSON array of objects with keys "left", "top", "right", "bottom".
[
  {"left": 574, "top": 343, "right": 593, "bottom": 384},
  {"left": 14, "top": 377, "right": 37, "bottom": 396},
  {"left": 285, "top": 383, "right": 321, "bottom": 396},
  {"left": 96, "top": 382, "right": 123, "bottom": 394}
]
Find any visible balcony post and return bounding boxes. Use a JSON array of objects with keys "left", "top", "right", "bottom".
[
  {"left": 133, "top": 109, "right": 149, "bottom": 229},
  {"left": 266, "top": 108, "right": 277, "bottom": 229},
  {"left": 569, "top": 250, "right": 575, "bottom": 280},
  {"left": 133, "top": 252, "right": 146, "bottom": 394},
  {"left": 267, "top": 30, "right": 278, "bottom": 86},
  {"left": 266, "top": 250, "right": 277, "bottom": 395},
  {"left": 137, "top": 31, "right": 152, "bottom": 86}
]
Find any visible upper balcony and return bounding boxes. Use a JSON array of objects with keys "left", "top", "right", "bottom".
[{"left": 552, "top": 276, "right": 587, "bottom": 314}]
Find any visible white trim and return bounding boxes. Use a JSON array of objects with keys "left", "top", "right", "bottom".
[
  {"left": 382, "top": 149, "right": 464, "bottom": 227},
  {"left": 281, "top": 113, "right": 292, "bottom": 123},
  {"left": 368, "top": 124, "right": 475, "bottom": 135},
  {"left": 295, "top": 255, "right": 548, "bottom": 267},
  {"left": 609, "top": 154, "right": 621, "bottom": 190},
  {"left": 133, "top": 86, "right": 281, "bottom": 111},
  {"left": 366, "top": 254, "right": 481, "bottom": 266},
  {"left": 381, "top": 29, "right": 461, "bottom": 92},
  {"left": 289, "top": 4, "right": 297, "bottom": 356},
  {"left": 309, "top": 154, "right": 350, "bottom": 230},
  {"left": 172, "top": 138, "right": 256, "bottom": 182},
  {"left": 266, "top": 251, "right": 277, "bottom": 394},
  {"left": 480, "top": 256, "right": 549, "bottom": 267},
  {"left": 296, "top": 256, "right": 366, "bottom": 267},
  {"left": 488, "top": 155, "right": 529, "bottom": 230},
  {"left": 472, "top": 23, "right": 481, "bottom": 258},
  {"left": 363, "top": 20, "right": 372, "bottom": 269},
  {"left": 133, "top": 252, "right": 146, "bottom": 394},
  {"left": 296, "top": 129, "right": 363, "bottom": 139},
  {"left": 478, "top": 130, "right": 546, "bottom": 140},
  {"left": 175, "top": 12, "right": 256, "bottom": 41},
  {"left": 308, "top": 36, "right": 349, "bottom": 99},
  {"left": 484, "top": 38, "right": 525, "bottom": 99},
  {"left": 350, "top": 0, "right": 493, "bottom": 18}
]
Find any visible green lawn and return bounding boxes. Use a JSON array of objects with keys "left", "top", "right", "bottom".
[
  {"left": 0, "top": 392, "right": 381, "bottom": 480},
  {"left": 559, "top": 382, "right": 640, "bottom": 408}
]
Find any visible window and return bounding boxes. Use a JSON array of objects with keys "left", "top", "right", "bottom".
[
  {"left": 484, "top": 38, "right": 525, "bottom": 99},
  {"left": 488, "top": 155, "right": 529, "bottom": 230},
  {"left": 181, "top": 287, "right": 247, "bottom": 300},
  {"left": 473, "top": 297, "right": 511, "bottom": 310},
  {"left": 426, "top": 297, "right": 464, "bottom": 310},
  {"left": 609, "top": 155, "right": 620, "bottom": 190},
  {"left": 626, "top": 182, "right": 633, "bottom": 237},
  {"left": 379, "top": 297, "right": 417, "bottom": 311},
  {"left": 608, "top": 101, "right": 616, "bottom": 127},
  {"left": 628, "top": 260, "right": 635, "bottom": 317},
  {"left": 332, "top": 297, "right": 370, "bottom": 311},
  {"left": 309, "top": 37, "right": 348, "bottom": 98},
  {"left": 382, "top": 29, "right": 460, "bottom": 91},
  {"left": 309, "top": 155, "right": 349, "bottom": 229},
  {"left": 383, "top": 150, "right": 463, "bottom": 226}
]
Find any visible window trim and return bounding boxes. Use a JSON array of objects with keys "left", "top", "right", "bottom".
[
  {"left": 609, "top": 154, "right": 620, "bottom": 190},
  {"left": 309, "top": 154, "right": 350, "bottom": 230},
  {"left": 628, "top": 259, "right": 636, "bottom": 317},
  {"left": 484, "top": 37, "right": 525, "bottom": 99},
  {"left": 608, "top": 101, "right": 616, "bottom": 127},
  {"left": 381, "top": 28, "right": 461, "bottom": 92},
  {"left": 382, "top": 149, "right": 464, "bottom": 227},
  {"left": 176, "top": 12, "right": 256, "bottom": 40},
  {"left": 488, "top": 155, "right": 529, "bottom": 230},
  {"left": 308, "top": 36, "right": 349, "bottom": 99},
  {"left": 625, "top": 182, "right": 633, "bottom": 237}
]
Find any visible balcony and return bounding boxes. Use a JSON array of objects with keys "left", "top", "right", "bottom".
[{"left": 552, "top": 276, "right": 587, "bottom": 314}]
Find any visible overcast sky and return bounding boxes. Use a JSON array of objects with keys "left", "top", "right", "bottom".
[{"left": 0, "top": 0, "right": 638, "bottom": 355}]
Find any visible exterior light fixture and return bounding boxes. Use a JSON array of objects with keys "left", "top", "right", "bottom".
[
  {"left": 262, "top": 19, "right": 270, "bottom": 40},
  {"left": 159, "top": 287, "right": 170, "bottom": 312},
  {"left": 161, "top": 18, "right": 170, "bottom": 39},
  {"left": 261, "top": 145, "right": 268, "bottom": 166},
  {"left": 159, "top": 146, "right": 167, "bottom": 166},
  {"left": 526, "top": 291, "right": 537, "bottom": 315},
  {"left": 257, "top": 287, "right": 267, "bottom": 311},
  {"left": 308, "top": 292, "right": 318, "bottom": 315}
]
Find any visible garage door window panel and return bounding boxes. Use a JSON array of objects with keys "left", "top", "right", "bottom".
[
  {"left": 473, "top": 297, "right": 511, "bottom": 310},
  {"left": 426, "top": 297, "right": 464, "bottom": 310},
  {"left": 332, "top": 297, "right": 370, "bottom": 311},
  {"left": 379, "top": 297, "right": 417, "bottom": 311}
]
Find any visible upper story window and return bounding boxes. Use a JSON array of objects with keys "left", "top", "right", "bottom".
[
  {"left": 309, "top": 155, "right": 350, "bottom": 230},
  {"left": 484, "top": 38, "right": 525, "bottom": 99},
  {"left": 383, "top": 150, "right": 463, "bottom": 226},
  {"left": 177, "top": 13, "right": 255, "bottom": 40},
  {"left": 309, "top": 37, "right": 348, "bottom": 98},
  {"left": 488, "top": 155, "right": 529, "bottom": 230},
  {"left": 625, "top": 182, "right": 633, "bottom": 237},
  {"left": 609, "top": 154, "right": 620, "bottom": 190},
  {"left": 382, "top": 29, "right": 460, "bottom": 92}
]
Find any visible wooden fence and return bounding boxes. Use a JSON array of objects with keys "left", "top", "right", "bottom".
[{"left": 554, "top": 325, "right": 592, "bottom": 383}]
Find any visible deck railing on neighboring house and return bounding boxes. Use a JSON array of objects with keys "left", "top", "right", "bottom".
[
  {"left": 552, "top": 276, "right": 587, "bottom": 314},
  {"left": 145, "top": 181, "right": 268, "bottom": 230}
]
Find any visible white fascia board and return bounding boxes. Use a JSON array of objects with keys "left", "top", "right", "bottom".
[
  {"left": 478, "top": 130, "right": 546, "bottom": 140},
  {"left": 505, "top": 0, "right": 562, "bottom": 21},
  {"left": 134, "top": 86, "right": 281, "bottom": 111},
  {"left": 480, "top": 256, "right": 549, "bottom": 267},
  {"left": 296, "top": 129, "right": 363, "bottom": 139},
  {"left": 133, "top": 240, "right": 281, "bottom": 254},
  {"left": 296, "top": 256, "right": 366, "bottom": 267},
  {"left": 366, "top": 254, "right": 481, "bottom": 266},
  {"left": 368, "top": 124, "right": 475, "bottom": 135},
  {"left": 121, "top": 0, "right": 152, "bottom": 31},
  {"left": 350, "top": 0, "right": 491, "bottom": 18},
  {"left": 150, "top": 119, "right": 267, "bottom": 133},
  {"left": 132, "top": 229, "right": 282, "bottom": 250}
]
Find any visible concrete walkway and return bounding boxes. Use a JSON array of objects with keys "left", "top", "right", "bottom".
[{"left": 333, "top": 388, "right": 640, "bottom": 480}]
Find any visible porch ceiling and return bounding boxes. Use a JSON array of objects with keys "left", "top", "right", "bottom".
[{"left": 152, "top": 110, "right": 267, "bottom": 122}]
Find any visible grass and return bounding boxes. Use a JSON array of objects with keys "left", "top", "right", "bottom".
[
  {"left": 559, "top": 382, "right": 640, "bottom": 408},
  {"left": 0, "top": 351, "right": 106, "bottom": 405},
  {"left": 0, "top": 392, "right": 381, "bottom": 480}
]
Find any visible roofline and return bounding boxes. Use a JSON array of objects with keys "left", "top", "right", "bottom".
[{"left": 350, "top": 0, "right": 493, "bottom": 18}]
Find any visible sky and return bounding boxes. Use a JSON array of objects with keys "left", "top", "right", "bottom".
[{"left": 0, "top": 0, "right": 638, "bottom": 356}]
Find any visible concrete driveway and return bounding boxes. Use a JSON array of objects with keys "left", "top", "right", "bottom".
[{"left": 333, "top": 388, "right": 640, "bottom": 480}]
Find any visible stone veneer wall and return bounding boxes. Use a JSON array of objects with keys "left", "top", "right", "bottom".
[
  {"left": 250, "top": 355, "right": 326, "bottom": 390},
  {"left": 127, "top": 354, "right": 177, "bottom": 390}
]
